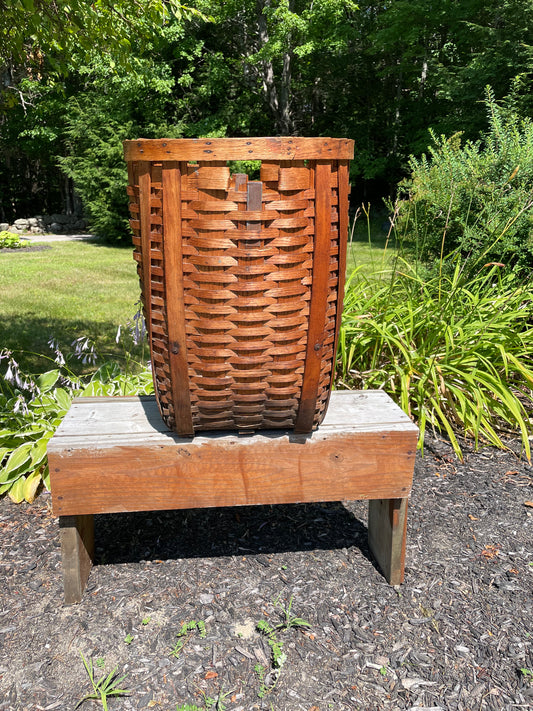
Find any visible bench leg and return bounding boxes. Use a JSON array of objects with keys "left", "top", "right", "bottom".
[
  {"left": 367, "top": 497, "right": 408, "bottom": 585},
  {"left": 59, "top": 514, "right": 94, "bottom": 604}
]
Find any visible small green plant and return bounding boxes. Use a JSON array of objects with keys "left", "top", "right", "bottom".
[
  {"left": 176, "top": 686, "right": 231, "bottom": 711},
  {"left": 379, "top": 665, "right": 388, "bottom": 676},
  {"left": 203, "top": 687, "right": 231, "bottom": 710},
  {"left": 0, "top": 231, "right": 27, "bottom": 249},
  {"left": 272, "top": 594, "right": 312, "bottom": 631},
  {"left": 95, "top": 658, "right": 106, "bottom": 669},
  {"left": 256, "top": 595, "right": 311, "bottom": 697},
  {"left": 124, "top": 633, "right": 134, "bottom": 645},
  {"left": 170, "top": 620, "right": 207, "bottom": 658},
  {"left": 76, "top": 652, "right": 130, "bottom": 711},
  {"left": 520, "top": 668, "right": 533, "bottom": 681},
  {"left": 142, "top": 616, "right": 151, "bottom": 625}
]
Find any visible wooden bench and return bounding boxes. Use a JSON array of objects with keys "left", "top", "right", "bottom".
[{"left": 48, "top": 390, "right": 418, "bottom": 604}]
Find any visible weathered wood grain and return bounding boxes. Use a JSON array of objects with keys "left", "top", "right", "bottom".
[
  {"left": 368, "top": 497, "right": 408, "bottom": 585},
  {"left": 59, "top": 514, "right": 94, "bottom": 604},
  {"left": 294, "top": 161, "right": 332, "bottom": 433},
  {"left": 49, "top": 391, "right": 418, "bottom": 517},
  {"left": 162, "top": 161, "right": 194, "bottom": 436},
  {"left": 124, "top": 137, "right": 354, "bottom": 162},
  {"left": 50, "top": 390, "right": 417, "bottom": 600}
]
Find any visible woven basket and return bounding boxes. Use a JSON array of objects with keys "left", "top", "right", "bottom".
[{"left": 123, "top": 137, "right": 354, "bottom": 435}]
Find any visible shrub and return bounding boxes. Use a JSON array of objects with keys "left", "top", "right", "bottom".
[
  {"left": 395, "top": 88, "right": 533, "bottom": 276},
  {"left": 0, "top": 231, "right": 27, "bottom": 249},
  {"left": 0, "top": 337, "right": 153, "bottom": 504},
  {"left": 338, "top": 256, "right": 533, "bottom": 460}
]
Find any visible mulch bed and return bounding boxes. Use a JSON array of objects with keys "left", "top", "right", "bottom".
[
  {"left": 0, "top": 434, "right": 532, "bottom": 711},
  {"left": 0, "top": 245, "right": 52, "bottom": 253}
]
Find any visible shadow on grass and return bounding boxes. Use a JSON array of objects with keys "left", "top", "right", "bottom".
[
  {"left": 0, "top": 314, "right": 144, "bottom": 375},
  {"left": 93, "top": 501, "right": 376, "bottom": 572}
]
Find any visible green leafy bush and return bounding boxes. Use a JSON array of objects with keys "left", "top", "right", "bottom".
[
  {"left": 0, "top": 341, "right": 153, "bottom": 504},
  {"left": 395, "top": 88, "right": 533, "bottom": 276},
  {"left": 0, "top": 231, "right": 27, "bottom": 249},
  {"left": 338, "top": 257, "right": 533, "bottom": 460}
]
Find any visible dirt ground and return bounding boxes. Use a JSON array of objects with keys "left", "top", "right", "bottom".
[{"left": 0, "top": 433, "right": 532, "bottom": 711}]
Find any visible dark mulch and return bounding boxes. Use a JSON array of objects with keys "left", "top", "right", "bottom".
[
  {"left": 1, "top": 434, "right": 532, "bottom": 711},
  {"left": 0, "top": 245, "right": 52, "bottom": 253}
]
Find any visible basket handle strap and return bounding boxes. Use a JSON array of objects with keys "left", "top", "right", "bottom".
[
  {"left": 294, "top": 160, "right": 332, "bottom": 433},
  {"left": 162, "top": 162, "right": 194, "bottom": 436}
]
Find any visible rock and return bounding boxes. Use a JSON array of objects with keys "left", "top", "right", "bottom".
[
  {"left": 50, "top": 222, "right": 64, "bottom": 233},
  {"left": 14, "top": 218, "right": 29, "bottom": 228},
  {"left": 0, "top": 223, "right": 9, "bottom": 232}
]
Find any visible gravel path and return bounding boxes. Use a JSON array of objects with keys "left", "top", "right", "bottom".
[{"left": 0, "top": 434, "right": 532, "bottom": 711}]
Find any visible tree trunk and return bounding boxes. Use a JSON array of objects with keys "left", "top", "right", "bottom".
[
  {"left": 255, "top": 0, "right": 293, "bottom": 135},
  {"left": 278, "top": 47, "right": 292, "bottom": 135},
  {"left": 256, "top": 1, "right": 280, "bottom": 123}
]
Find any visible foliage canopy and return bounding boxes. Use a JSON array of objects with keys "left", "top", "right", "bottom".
[{"left": 2, "top": 0, "right": 533, "bottom": 234}]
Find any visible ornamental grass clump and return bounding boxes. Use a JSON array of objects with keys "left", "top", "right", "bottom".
[{"left": 338, "top": 257, "right": 533, "bottom": 460}]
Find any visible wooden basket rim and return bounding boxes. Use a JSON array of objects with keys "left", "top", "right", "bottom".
[{"left": 123, "top": 137, "right": 354, "bottom": 162}]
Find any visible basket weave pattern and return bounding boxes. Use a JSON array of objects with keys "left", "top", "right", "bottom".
[{"left": 125, "top": 139, "right": 352, "bottom": 435}]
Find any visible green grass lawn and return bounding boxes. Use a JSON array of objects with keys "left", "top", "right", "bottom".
[
  {"left": 0, "top": 225, "right": 394, "bottom": 375},
  {"left": 0, "top": 240, "right": 142, "bottom": 373},
  {"left": 345, "top": 210, "right": 397, "bottom": 276}
]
